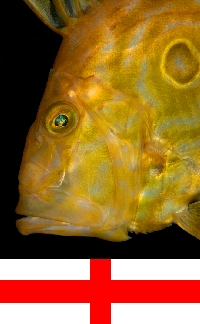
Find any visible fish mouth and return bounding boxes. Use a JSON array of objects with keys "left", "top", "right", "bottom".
[
  {"left": 16, "top": 188, "right": 130, "bottom": 241},
  {"left": 16, "top": 187, "right": 107, "bottom": 228},
  {"left": 16, "top": 215, "right": 92, "bottom": 237},
  {"left": 16, "top": 215, "right": 130, "bottom": 242}
]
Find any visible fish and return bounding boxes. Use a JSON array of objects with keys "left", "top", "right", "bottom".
[{"left": 16, "top": 0, "right": 200, "bottom": 242}]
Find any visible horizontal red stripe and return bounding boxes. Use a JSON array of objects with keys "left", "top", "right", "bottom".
[
  {"left": 0, "top": 279, "right": 200, "bottom": 303},
  {"left": 111, "top": 280, "right": 200, "bottom": 303}
]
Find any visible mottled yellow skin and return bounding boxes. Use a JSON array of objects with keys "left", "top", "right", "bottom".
[{"left": 16, "top": 0, "right": 200, "bottom": 241}]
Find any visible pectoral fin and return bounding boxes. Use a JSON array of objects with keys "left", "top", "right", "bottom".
[
  {"left": 189, "top": 201, "right": 200, "bottom": 215},
  {"left": 176, "top": 201, "right": 200, "bottom": 240}
]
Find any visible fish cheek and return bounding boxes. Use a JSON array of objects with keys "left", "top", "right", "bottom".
[{"left": 67, "top": 114, "right": 115, "bottom": 215}]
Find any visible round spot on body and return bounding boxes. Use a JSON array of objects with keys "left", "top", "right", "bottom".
[{"left": 161, "top": 39, "right": 200, "bottom": 86}]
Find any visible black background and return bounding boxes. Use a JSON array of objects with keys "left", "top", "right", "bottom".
[{"left": 1, "top": 1, "right": 199, "bottom": 259}]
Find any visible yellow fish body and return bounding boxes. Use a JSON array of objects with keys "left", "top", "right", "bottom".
[{"left": 16, "top": 0, "right": 200, "bottom": 241}]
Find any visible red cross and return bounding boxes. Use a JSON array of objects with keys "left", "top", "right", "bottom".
[{"left": 0, "top": 259, "right": 200, "bottom": 324}]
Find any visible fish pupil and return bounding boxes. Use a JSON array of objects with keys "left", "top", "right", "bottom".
[{"left": 55, "top": 114, "right": 69, "bottom": 127}]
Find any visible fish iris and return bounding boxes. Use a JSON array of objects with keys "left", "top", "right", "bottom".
[{"left": 55, "top": 114, "right": 69, "bottom": 127}]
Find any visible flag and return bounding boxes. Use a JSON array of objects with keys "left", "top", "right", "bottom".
[{"left": 0, "top": 259, "right": 199, "bottom": 324}]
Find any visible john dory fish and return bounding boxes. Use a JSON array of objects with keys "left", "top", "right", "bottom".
[{"left": 16, "top": 0, "right": 200, "bottom": 241}]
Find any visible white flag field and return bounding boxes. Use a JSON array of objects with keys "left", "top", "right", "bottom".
[{"left": 0, "top": 259, "right": 199, "bottom": 324}]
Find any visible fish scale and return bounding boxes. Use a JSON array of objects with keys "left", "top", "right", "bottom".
[{"left": 16, "top": 0, "right": 200, "bottom": 241}]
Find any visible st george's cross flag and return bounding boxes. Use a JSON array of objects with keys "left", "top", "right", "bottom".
[{"left": 0, "top": 259, "right": 200, "bottom": 324}]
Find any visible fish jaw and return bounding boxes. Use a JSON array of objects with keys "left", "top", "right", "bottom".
[
  {"left": 16, "top": 216, "right": 130, "bottom": 242},
  {"left": 16, "top": 190, "right": 130, "bottom": 242},
  {"left": 16, "top": 188, "right": 129, "bottom": 242},
  {"left": 16, "top": 186, "right": 108, "bottom": 228}
]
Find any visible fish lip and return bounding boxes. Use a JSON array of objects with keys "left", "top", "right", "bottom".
[{"left": 16, "top": 215, "right": 81, "bottom": 229}]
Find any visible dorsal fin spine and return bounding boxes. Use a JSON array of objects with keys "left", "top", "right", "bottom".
[
  {"left": 24, "top": 0, "right": 100, "bottom": 35},
  {"left": 52, "top": 0, "right": 73, "bottom": 26},
  {"left": 72, "top": 0, "right": 84, "bottom": 17}
]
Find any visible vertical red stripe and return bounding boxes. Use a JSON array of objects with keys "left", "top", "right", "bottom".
[
  {"left": 90, "top": 259, "right": 111, "bottom": 281},
  {"left": 90, "top": 259, "right": 111, "bottom": 324},
  {"left": 90, "top": 301, "right": 111, "bottom": 324}
]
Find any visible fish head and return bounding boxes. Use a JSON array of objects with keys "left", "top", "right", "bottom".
[{"left": 16, "top": 71, "right": 144, "bottom": 241}]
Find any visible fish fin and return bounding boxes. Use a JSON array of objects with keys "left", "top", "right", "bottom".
[
  {"left": 24, "top": 0, "right": 100, "bottom": 35},
  {"left": 176, "top": 202, "right": 200, "bottom": 240},
  {"left": 188, "top": 201, "right": 200, "bottom": 214}
]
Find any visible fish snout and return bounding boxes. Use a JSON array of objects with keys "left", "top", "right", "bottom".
[{"left": 18, "top": 161, "right": 64, "bottom": 193}]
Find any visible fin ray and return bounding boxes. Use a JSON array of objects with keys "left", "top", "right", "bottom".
[{"left": 189, "top": 201, "right": 200, "bottom": 214}]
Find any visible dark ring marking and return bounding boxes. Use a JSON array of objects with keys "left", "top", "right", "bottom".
[{"left": 161, "top": 39, "right": 200, "bottom": 86}]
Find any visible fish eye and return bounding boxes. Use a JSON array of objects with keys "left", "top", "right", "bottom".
[{"left": 43, "top": 101, "right": 79, "bottom": 136}]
